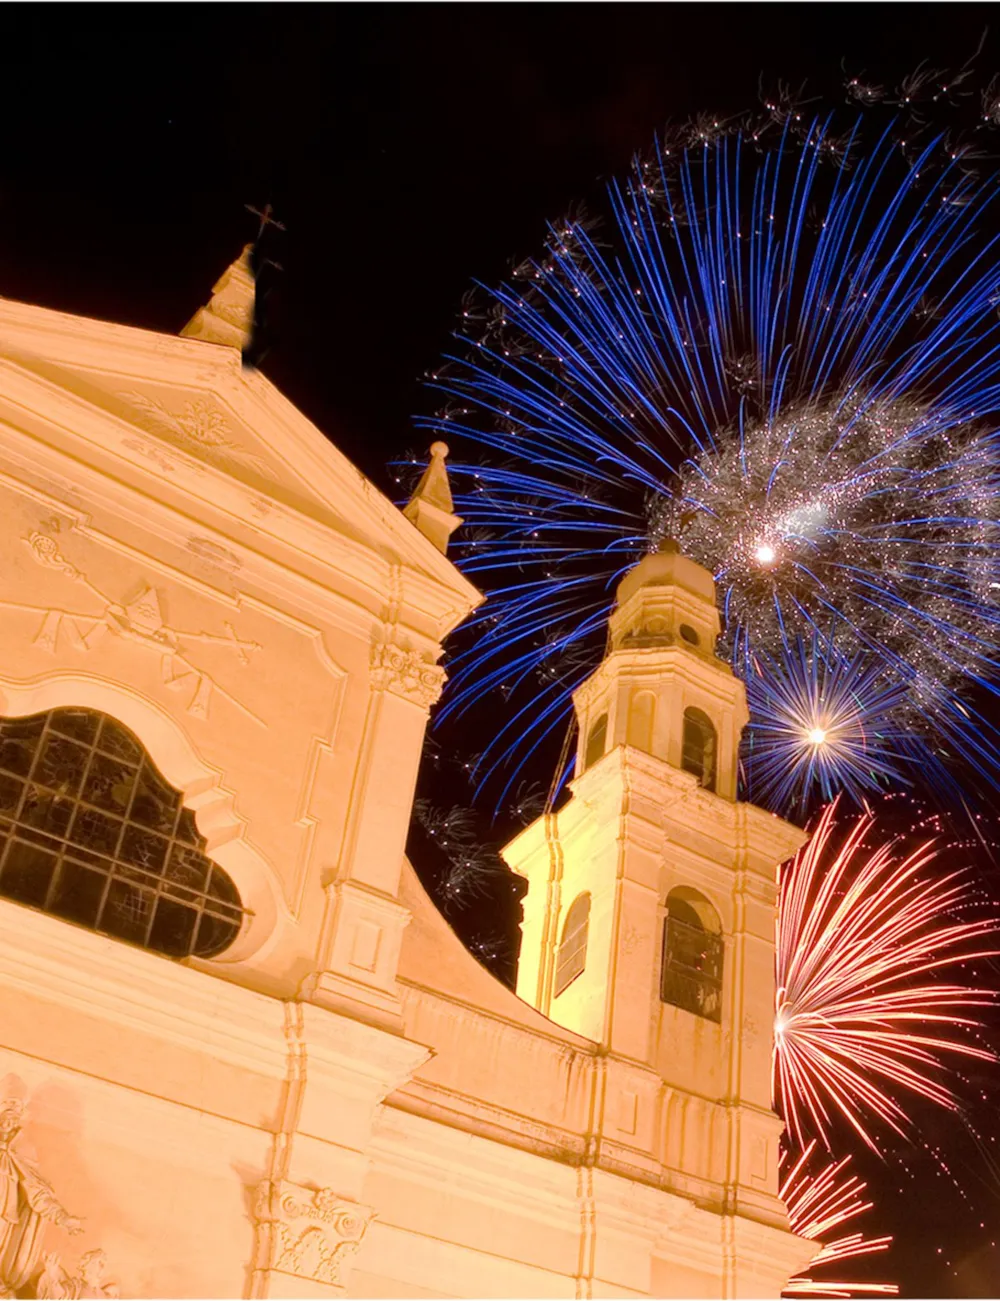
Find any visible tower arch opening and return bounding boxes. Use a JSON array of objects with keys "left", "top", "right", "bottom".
[
  {"left": 681, "top": 707, "right": 717, "bottom": 791},
  {"left": 661, "top": 885, "right": 723, "bottom": 1023}
]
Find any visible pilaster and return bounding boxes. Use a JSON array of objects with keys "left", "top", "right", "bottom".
[
  {"left": 251, "top": 1001, "right": 430, "bottom": 1299},
  {"left": 311, "top": 638, "right": 444, "bottom": 1028}
]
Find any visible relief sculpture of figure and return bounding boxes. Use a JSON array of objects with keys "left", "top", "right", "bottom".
[
  {"left": 35, "top": 1252, "right": 71, "bottom": 1300},
  {"left": 69, "top": 1250, "right": 118, "bottom": 1300},
  {"left": 0, "top": 1101, "right": 82, "bottom": 1296},
  {"left": 36, "top": 1249, "right": 117, "bottom": 1301}
]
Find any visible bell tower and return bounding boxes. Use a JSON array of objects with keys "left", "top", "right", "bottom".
[
  {"left": 575, "top": 538, "right": 746, "bottom": 802},
  {"left": 503, "top": 542, "right": 807, "bottom": 1238}
]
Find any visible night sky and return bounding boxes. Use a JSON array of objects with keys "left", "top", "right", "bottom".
[{"left": 3, "top": 5, "right": 1000, "bottom": 1296}]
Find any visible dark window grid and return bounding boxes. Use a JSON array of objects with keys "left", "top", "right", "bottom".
[
  {"left": 681, "top": 735, "right": 713, "bottom": 773},
  {"left": 681, "top": 745, "right": 715, "bottom": 790},
  {"left": 0, "top": 820, "right": 245, "bottom": 938},
  {"left": 664, "top": 918, "right": 723, "bottom": 979},
  {"left": 0, "top": 716, "right": 208, "bottom": 864},
  {"left": 0, "top": 713, "right": 247, "bottom": 953},
  {"left": 0, "top": 715, "right": 186, "bottom": 849},
  {"left": 661, "top": 918, "right": 723, "bottom": 1020},
  {"left": 661, "top": 967, "right": 723, "bottom": 1022},
  {"left": 584, "top": 715, "right": 608, "bottom": 770}
]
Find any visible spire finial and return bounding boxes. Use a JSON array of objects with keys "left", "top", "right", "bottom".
[
  {"left": 180, "top": 246, "right": 255, "bottom": 350},
  {"left": 404, "top": 443, "right": 463, "bottom": 555}
]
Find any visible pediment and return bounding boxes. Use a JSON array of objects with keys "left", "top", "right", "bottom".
[
  {"left": 0, "top": 297, "right": 480, "bottom": 612},
  {"left": 9, "top": 352, "right": 328, "bottom": 517}
]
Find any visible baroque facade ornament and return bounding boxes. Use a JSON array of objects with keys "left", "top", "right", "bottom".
[
  {"left": 254, "top": 1180, "right": 374, "bottom": 1288},
  {"left": 122, "top": 392, "right": 272, "bottom": 479},
  {"left": 36, "top": 1248, "right": 119, "bottom": 1300},
  {"left": 120, "top": 437, "right": 184, "bottom": 476},
  {"left": 0, "top": 524, "right": 264, "bottom": 727},
  {"left": 370, "top": 643, "right": 445, "bottom": 709},
  {"left": 0, "top": 1099, "right": 86, "bottom": 1299}
]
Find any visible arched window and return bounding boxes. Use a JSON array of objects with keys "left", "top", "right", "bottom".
[
  {"left": 584, "top": 714, "right": 608, "bottom": 771},
  {"left": 554, "top": 891, "right": 590, "bottom": 996},
  {"left": 661, "top": 887, "right": 723, "bottom": 1022},
  {"left": 0, "top": 708, "right": 245, "bottom": 959},
  {"left": 681, "top": 707, "right": 716, "bottom": 791}
]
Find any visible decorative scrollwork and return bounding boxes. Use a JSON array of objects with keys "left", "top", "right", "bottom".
[
  {"left": 254, "top": 1181, "right": 374, "bottom": 1288},
  {"left": 370, "top": 643, "right": 445, "bottom": 709}
]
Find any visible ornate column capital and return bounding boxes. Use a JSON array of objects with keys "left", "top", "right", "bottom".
[
  {"left": 369, "top": 642, "right": 445, "bottom": 708},
  {"left": 253, "top": 1180, "right": 375, "bottom": 1291}
]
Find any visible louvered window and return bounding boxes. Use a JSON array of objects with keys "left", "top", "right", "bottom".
[{"left": 554, "top": 892, "right": 590, "bottom": 996}]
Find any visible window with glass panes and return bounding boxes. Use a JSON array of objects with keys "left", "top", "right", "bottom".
[{"left": 0, "top": 708, "right": 245, "bottom": 958}]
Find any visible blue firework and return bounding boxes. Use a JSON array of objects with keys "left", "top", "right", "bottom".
[
  {"left": 742, "top": 636, "right": 915, "bottom": 815},
  {"left": 421, "top": 118, "right": 1000, "bottom": 814}
]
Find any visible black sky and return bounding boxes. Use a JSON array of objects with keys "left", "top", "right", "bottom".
[{"left": 3, "top": 5, "right": 1000, "bottom": 1297}]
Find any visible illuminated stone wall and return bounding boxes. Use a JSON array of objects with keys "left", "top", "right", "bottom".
[{"left": 0, "top": 283, "right": 813, "bottom": 1299}]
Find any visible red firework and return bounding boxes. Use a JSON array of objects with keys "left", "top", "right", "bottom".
[
  {"left": 781, "top": 1141, "right": 897, "bottom": 1298},
  {"left": 774, "top": 799, "right": 999, "bottom": 1152}
]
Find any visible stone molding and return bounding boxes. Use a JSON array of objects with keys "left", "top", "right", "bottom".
[
  {"left": 735, "top": 869, "right": 779, "bottom": 908},
  {"left": 253, "top": 1180, "right": 374, "bottom": 1289},
  {"left": 0, "top": 898, "right": 289, "bottom": 1082},
  {"left": 369, "top": 642, "right": 445, "bottom": 708},
  {"left": 0, "top": 340, "right": 480, "bottom": 641}
]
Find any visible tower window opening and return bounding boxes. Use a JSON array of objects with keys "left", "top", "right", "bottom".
[
  {"left": 554, "top": 891, "right": 590, "bottom": 996},
  {"left": 661, "top": 888, "right": 723, "bottom": 1022},
  {"left": 584, "top": 713, "right": 608, "bottom": 770},
  {"left": 681, "top": 707, "right": 716, "bottom": 790},
  {"left": 679, "top": 623, "right": 700, "bottom": 646},
  {"left": 0, "top": 708, "right": 246, "bottom": 960}
]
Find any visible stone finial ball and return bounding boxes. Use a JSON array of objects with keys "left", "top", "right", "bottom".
[{"left": 430, "top": 441, "right": 450, "bottom": 459}]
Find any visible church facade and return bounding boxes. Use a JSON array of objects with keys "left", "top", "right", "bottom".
[{"left": 0, "top": 255, "right": 814, "bottom": 1298}]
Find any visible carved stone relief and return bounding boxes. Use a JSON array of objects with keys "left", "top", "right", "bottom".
[
  {"left": 621, "top": 922, "right": 643, "bottom": 956},
  {"left": 0, "top": 1099, "right": 117, "bottom": 1301},
  {"left": 35, "top": 1249, "right": 119, "bottom": 1300},
  {"left": 0, "top": 521, "right": 264, "bottom": 727},
  {"left": 254, "top": 1180, "right": 374, "bottom": 1289},
  {"left": 121, "top": 392, "right": 273, "bottom": 479},
  {"left": 370, "top": 643, "right": 445, "bottom": 709}
]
